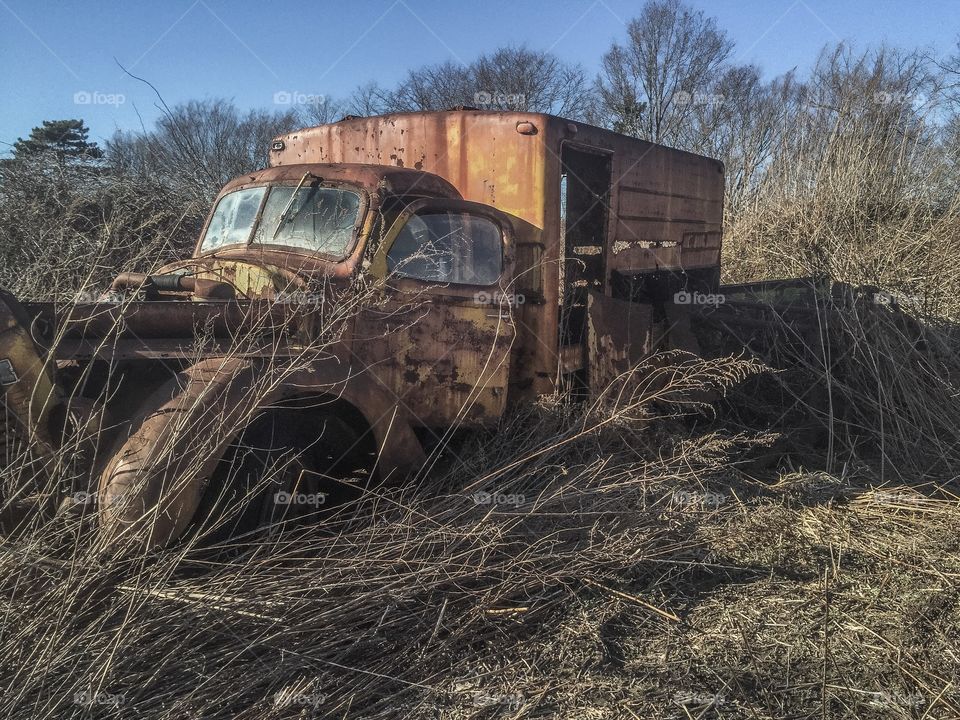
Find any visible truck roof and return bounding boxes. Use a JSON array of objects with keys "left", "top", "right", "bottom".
[
  {"left": 217, "top": 162, "right": 462, "bottom": 200},
  {"left": 270, "top": 109, "right": 721, "bottom": 168}
]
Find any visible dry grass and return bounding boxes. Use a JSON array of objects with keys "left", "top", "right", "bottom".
[{"left": 3, "top": 331, "right": 960, "bottom": 718}]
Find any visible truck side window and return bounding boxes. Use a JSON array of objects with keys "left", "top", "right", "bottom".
[{"left": 387, "top": 211, "right": 502, "bottom": 286}]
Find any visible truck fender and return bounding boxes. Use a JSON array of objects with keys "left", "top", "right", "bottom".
[{"left": 97, "top": 355, "right": 425, "bottom": 551}]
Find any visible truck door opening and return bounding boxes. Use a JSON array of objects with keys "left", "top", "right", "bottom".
[{"left": 559, "top": 145, "right": 612, "bottom": 349}]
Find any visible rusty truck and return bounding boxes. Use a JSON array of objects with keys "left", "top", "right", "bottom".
[{"left": 1, "top": 109, "right": 729, "bottom": 549}]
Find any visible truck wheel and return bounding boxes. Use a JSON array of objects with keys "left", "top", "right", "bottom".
[{"left": 192, "top": 409, "right": 368, "bottom": 543}]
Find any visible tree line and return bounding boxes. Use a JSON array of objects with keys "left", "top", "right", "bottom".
[{"left": 2, "top": 0, "right": 959, "bottom": 302}]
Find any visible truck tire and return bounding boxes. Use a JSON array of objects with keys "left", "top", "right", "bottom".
[{"left": 191, "top": 408, "right": 369, "bottom": 543}]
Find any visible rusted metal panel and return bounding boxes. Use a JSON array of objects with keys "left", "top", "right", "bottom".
[
  {"left": 353, "top": 295, "right": 514, "bottom": 426},
  {"left": 271, "top": 113, "right": 562, "bottom": 395},
  {"left": 98, "top": 356, "right": 426, "bottom": 550},
  {"left": 271, "top": 113, "right": 547, "bottom": 226},
  {"left": 29, "top": 300, "right": 300, "bottom": 340},
  {"left": 356, "top": 196, "right": 518, "bottom": 427},
  {"left": 271, "top": 113, "right": 722, "bottom": 279},
  {"left": 0, "top": 290, "right": 61, "bottom": 459},
  {"left": 586, "top": 291, "right": 653, "bottom": 394}
]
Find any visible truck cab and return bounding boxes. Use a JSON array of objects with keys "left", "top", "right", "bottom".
[{"left": 149, "top": 161, "right": 521, "bottom": 427}]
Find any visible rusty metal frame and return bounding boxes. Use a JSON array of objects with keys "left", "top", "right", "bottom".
[
  {"left": 368, "top": 196, "right": 515, "bottom": 290},
  {"left": 193, "top": 174, "right": 371, "bottom": 263}
]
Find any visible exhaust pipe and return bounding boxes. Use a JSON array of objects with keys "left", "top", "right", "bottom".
[{"left": 111, "top": 273, "right": 236, "bottom": 300}]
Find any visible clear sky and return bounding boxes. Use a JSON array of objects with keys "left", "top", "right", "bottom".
[{"left": 1, "top": 0, "right": 957, "bottom": 151}]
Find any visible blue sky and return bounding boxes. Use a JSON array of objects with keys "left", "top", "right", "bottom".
[{"left": 1, "top": 0, "right": 957, "bottom": 151}]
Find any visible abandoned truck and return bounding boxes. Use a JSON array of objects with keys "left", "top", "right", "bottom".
[{"left": 0, "top": 109, "right": 725, "bottom": 549}]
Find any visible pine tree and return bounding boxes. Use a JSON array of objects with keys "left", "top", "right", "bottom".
[{"left": 11, "top": 119, "right": 103, "bottom": 161}]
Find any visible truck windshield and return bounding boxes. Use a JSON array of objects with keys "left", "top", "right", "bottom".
[
  {"left": 201, "top": 187, "right": 266, "bottom": 251},
  {"left": 200, "top": 185, "right": 362, "bottom": 256}
]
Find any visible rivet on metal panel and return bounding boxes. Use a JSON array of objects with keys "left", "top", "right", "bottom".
[
  {"left": 516, "top": 122, "right": 538, "bottom": 136},
  {"left": 566, "top": 122, "right": 578, "bottom": 135}
]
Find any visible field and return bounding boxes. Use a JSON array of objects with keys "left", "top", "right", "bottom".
[
  {"left": 2, "top": 198, "right": 960, "bottom": 720},
  {"left": 2, "top": 35, "right": 960, "bottom": 720}
]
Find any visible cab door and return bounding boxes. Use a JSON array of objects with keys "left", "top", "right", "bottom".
[{"left": 355, "top": 198, "right": 516, "bottom": 428}]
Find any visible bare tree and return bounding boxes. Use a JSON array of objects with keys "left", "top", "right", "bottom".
[
  {"left": 107, "top": 99, "right": 300, "bottom": 204},
  {"left": 348, "top": 82, "right": 391, "bottom": 117},
  {"left": 931, "top": 39, "right": 960, "bottom": 204},
  {"left": 471, "top": 47, "right": 591, "bottom": 117},
  {"left": 762, "top": 44, "right": 940, "bottom": 210},
  {"left": 372, "top": 46, "right": 592, "bottom": 119},
  {"left": 592, "top": 44, "right": 646, "bottom": 135},
  {"left": 387, "top": 59, "right": 475, "bottom": 111},
  {"left": 296, "top": 95, "right": 348, "bottom": 127},
  {"left": 684, "top": 66, "right": 802, "bottom": 213},
  {"left": 596, "top": 0, "right": 733, "bottom": 145}
]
